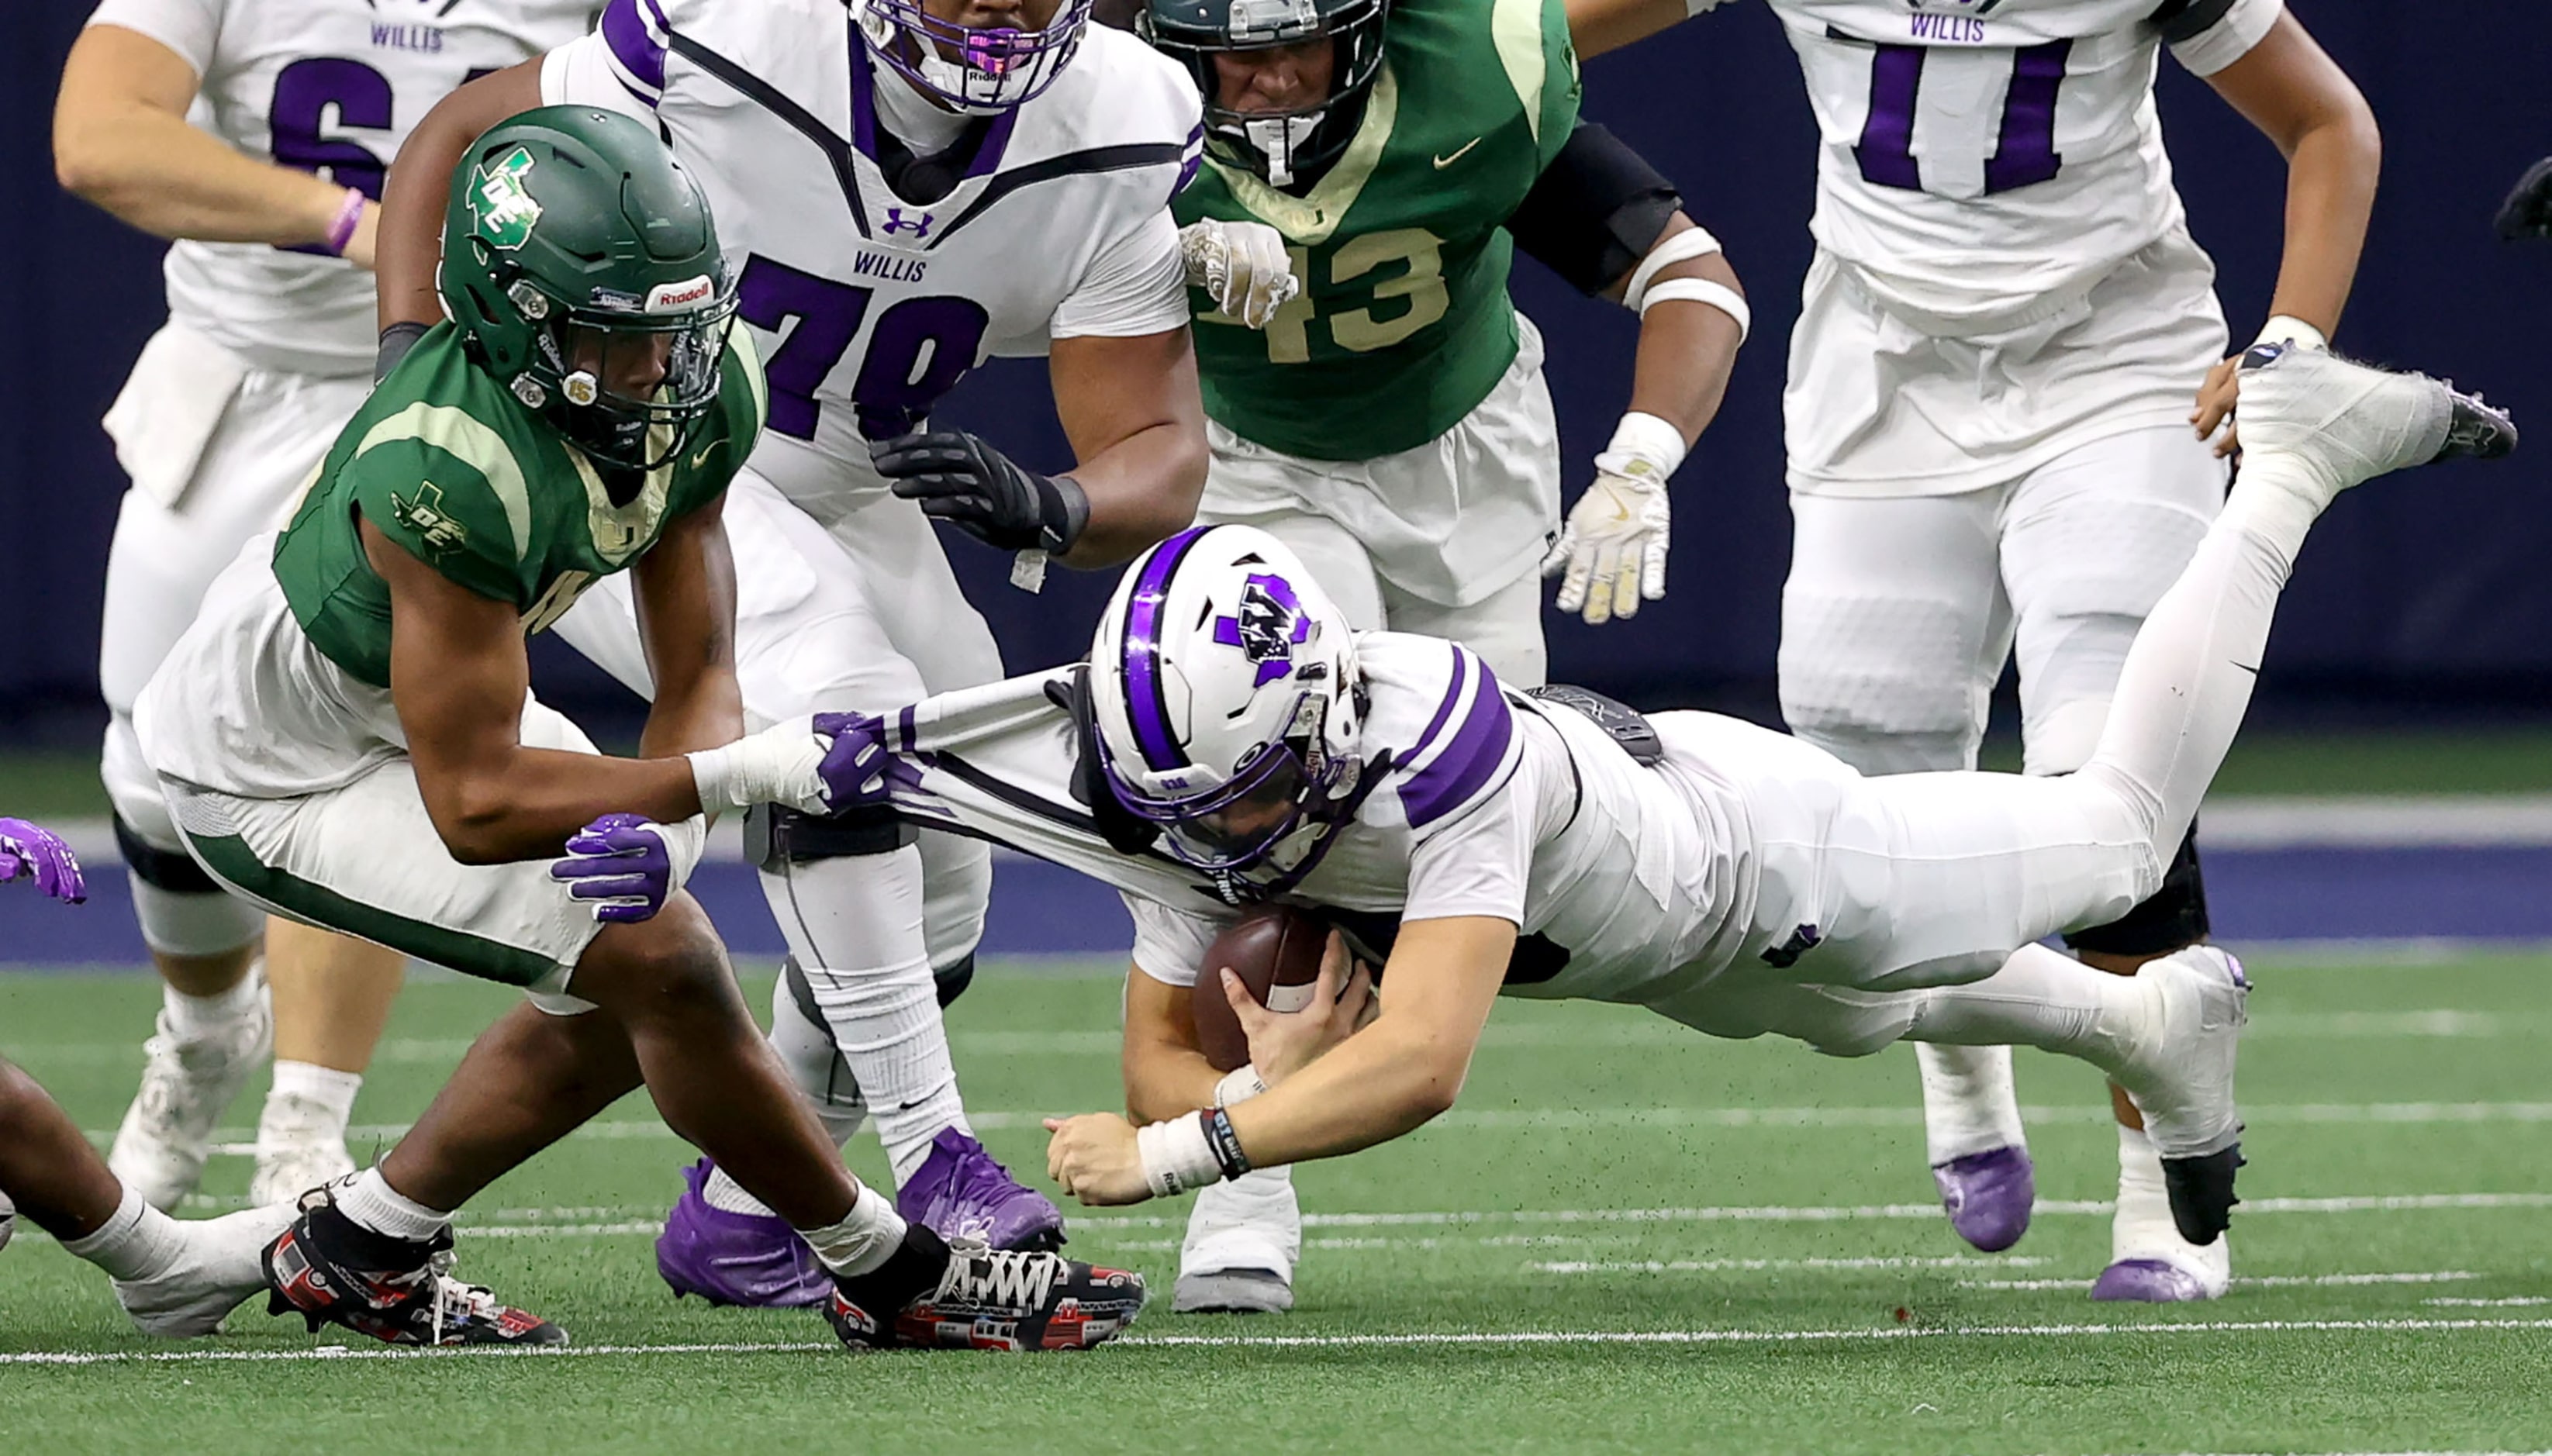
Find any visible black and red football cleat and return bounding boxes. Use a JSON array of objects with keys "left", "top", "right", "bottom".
[
  {"left": 825, "top": 1224, "right": 1145, "bottom": 1351},
  {"left": 261, "top": 1185, "right": 566, "bottom": 1347}
]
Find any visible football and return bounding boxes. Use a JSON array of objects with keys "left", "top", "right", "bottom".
[{"left": 1190, "top": 904, "right": 1331, "bottom": 1072}]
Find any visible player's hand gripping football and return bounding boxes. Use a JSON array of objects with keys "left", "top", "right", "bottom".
[
  {"left": 1219, "top": 930, "right": 1376, "bottom": 1086},
  {"left": 1545, "top": 453, "right": 1673, "bottom": 626},
  {"left": 0, "top": 817, "right": 85, "bottom": 904},
  {"left": 1179, "top": 218, "right": 1301, "bottom": 329}
]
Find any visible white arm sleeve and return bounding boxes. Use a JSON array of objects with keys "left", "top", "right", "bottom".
[
  {"left": 540, "top": 30, "right": 655, "bottom": 119},
  {"left": 1050, "top": 208, "right": 1191, "bottom": 340},
  {"left": 1125, "top": 893, "right": 1232, "bottom": 988},
  {"left": 2161, "top": 0, "right": 2284, "bottom": 77},
  {"left": 85, "top": 0, "right": 219, "bottom": 78}
]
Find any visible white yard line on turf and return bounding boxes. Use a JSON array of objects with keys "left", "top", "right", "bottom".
[
  {"left": 1956, "top": 1271, "right": 2480, "bottom": 1291},
  {"left": 1528, "top": 1265, "right": 2475, "bottom": 1286},
  {"left": 8, "top": 1318, "right": 2552, "bottom": 1367}
]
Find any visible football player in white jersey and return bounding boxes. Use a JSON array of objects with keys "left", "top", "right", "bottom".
[
  {"left": 1566, "top": 0, "right": 2384, "bottom": 1299},
  {"left": 710, "top": 349, "right": 2507, "bottom": 1251},
  {"left": 54, "top": 0, "right": 599, "bottom": 1213},
  {"left": 370, "top": 0, "right": 1221, "bottom": 1299}
]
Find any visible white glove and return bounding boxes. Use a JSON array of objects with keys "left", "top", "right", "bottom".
[
  {"left": 1179, "top": 219, "right": 1300, "bottom": 329},
  {"left": 1543, "top": 412, "right": 1685, "bottom": 625},
  {"left": 685, "top": 716, "right": 830, "bottom": 814}
]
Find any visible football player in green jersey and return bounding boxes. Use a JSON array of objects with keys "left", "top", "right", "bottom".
[
  {"left": 1125, "top": 0, "right": 1750, "bottom": 1314},
  {"left": 1146, "top": 0, "right": 1750, "bottom": 671},
  {"left": 133, "top": 106, "right": 1145, "bottom": 1352}
]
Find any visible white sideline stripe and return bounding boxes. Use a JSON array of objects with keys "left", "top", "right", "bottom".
[
  {"left": 2426, "top": 1297, "right": 2552, "bottom": 1308},
  {"left": 1529, "top": 1264, "right": 2468, "bottom": 1285},
  {"left": 1958, "top": 1271, "right": 2481, "bottom": 1292},
  {"left": 6, "top": 1318, "right": 2551, "bottom": 1368}
]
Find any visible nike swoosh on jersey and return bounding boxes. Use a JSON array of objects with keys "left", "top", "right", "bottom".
[
  {"left": 1432, "top": 139, "right": 1483, "bottom": 169},
  {"left": 690, "top": 444, "right": 718, "bottom": 468}
]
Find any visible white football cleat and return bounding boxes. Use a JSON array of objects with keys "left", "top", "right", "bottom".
[
  {"left": 2234, "top": 344, "right": 2518, "bottom": 509},
  {"left": 2107, "top": 946, "right": 2249, "bottom": 1247},
  {"left": 1176, "top": 1166, "right": 1300, "bottom": 1315},
  {"left": 249, "top": 1090, "right": 357, "bottom": 1208},
  {"left": 1174, "top": 1268, "right": 1294, "bottom": 1315},
  {"left": 112, "top": 1201, "right": 298, "bottom": 1337},
  {"left": 109, "top": 975, "right": 274, "bottom": 1210}
]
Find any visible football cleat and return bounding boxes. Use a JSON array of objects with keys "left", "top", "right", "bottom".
[
  {"left": 2234, "top": 345, "right": 2517, "bottom": 511},
  {"left": 656, "top": 1159, "right": 832, "bottom": 1309},
  {"left": 1930, "top": 1145, "right": 2035, "bottom": 1254},
  {"left": 2091, "top": 1247, "right": 2231, "bottom": 1303},
  {"left": 109, "top": 975, "right": 274, "bottom": 1210},
  {"left": 827, "top": 1226, "right": 1145, "bottom": 1351},
  {"left": 1173, "top": 1267, "right": 1294, "bottom": 1315},
  {"left": 896, "top": 1130, "right": 1067, "bottom": 1253},
  {"left": 114, "top": 1201, "right": 298, "bottom": 1337},
  {"left": 262, "top": 1185, "right": 565, "bottom": 1347},
  {"left": 2107, "top": 947, "right": 2249, "bottom": 1246}
]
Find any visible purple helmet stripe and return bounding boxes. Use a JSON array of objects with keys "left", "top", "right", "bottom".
[
  {"left": 1121, "top": 526, "right": 1210, "bottom": 772},
  {"left": 602, "top": 0, "right": 668, "bottom": 94},
  {"left": 1399, "top": 661, "right": 1514, "bottom": 830}
]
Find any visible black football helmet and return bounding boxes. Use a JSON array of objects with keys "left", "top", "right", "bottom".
[{"left": 1139, "top": 0, "right": 1390, "bottom": 188}]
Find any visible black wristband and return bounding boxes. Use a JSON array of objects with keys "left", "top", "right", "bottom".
[
  {"left": 376, "top": 321, "right": 430, "bottom": 382},
  {"left": 1200, "top": 1106, "right": 1252, "bottom": 1180},
  {"left": 1041, "top": 473, "right": 1090, "bottom": 554}
]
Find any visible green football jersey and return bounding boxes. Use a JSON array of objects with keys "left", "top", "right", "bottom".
[
  {"left": 1174, "top": 0, "right": 1580, "bottom": 461},
  {"left": 272, "top": 321, "right": 767, "bottom": 688}
]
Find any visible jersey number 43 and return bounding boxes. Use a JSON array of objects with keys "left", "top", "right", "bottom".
[{"left": 1212, "top": 228, "right": 1449, "bottom": 364}]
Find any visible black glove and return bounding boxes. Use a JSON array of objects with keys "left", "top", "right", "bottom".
[
  {"left": 2495, "top": 156, "right": 2552, "bottom": 241},
  {"left": 875, "top": 430, "right": 1090, "bottom": 554},
  {"left": 376, "top": 321, "right": 430, "bottom": 382}
]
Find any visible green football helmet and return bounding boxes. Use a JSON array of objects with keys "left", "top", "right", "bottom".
[
  {"left": 440, "top": 105, "right": 736, "bottom": 474},
  {"left": 1140, "top": 0, "right": 1390, "bottom": 189}
]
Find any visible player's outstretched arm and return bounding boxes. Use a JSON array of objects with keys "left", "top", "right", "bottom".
[
  {"left": 2188, "top": 12, "right": 2380, "bottom": 450},
  {"left": 377, "top": 60, "right": 547, "bottom": 340},
  {"left": 54, "top": 26, "right": 377, "bottom": 264},
  {"left": 1046, "top": 327, "right": 1212, "bottom": 567},
  {"left": 1048, "top": 916, "right": 1512, "bottom": 1204},
  {"left": 628, "top": 496, "right": 748, "bottom": 761},
  {"left": 368, "top": 516, "right": 706, "bottom": 863}
]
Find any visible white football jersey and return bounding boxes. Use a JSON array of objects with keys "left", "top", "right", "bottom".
[
  {"left": 85, "top": 0, "right": 598, "bottom": 376},
  {"left": 542, "top": 0, "right": 1198, "bottom": 509},
  {"left": 1763, "top": 0, "right": 2281, "bottom": 333},
  {"left": 866, "top": 634, "right": 1752, "bottom": 1007}
]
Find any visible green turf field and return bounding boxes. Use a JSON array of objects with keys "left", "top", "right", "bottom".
[{"left": 2, "top": 951, "right": 2548, "bottom": 1454}]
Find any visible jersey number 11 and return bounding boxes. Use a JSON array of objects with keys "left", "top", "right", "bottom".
[{"left": 1856, "top": 39, "right": 2071, "bottom": 197}]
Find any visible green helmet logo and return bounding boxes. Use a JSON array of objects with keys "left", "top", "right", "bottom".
[
  {"left": 439, "top": 108, "right": 736, "bottom": 475},
  {"left": 468, "top": 146, "right": 544, "bottom": 251}
]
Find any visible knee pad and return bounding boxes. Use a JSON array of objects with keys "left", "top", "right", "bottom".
[
  {"left": 932, "top": 951, "right": 976, "bottom": 1009},
  {"left": 115, "top": 813, "right": 264, "bottom": 957},
  {"left": 742, "top": 802, "right": 914, "bottom": 870},
  {"left": 1779, "top": 595, "right": 1993, "bottom": 774},
  {"left": 2063, "top": 826, "right": 2210, "bottom": 957}
]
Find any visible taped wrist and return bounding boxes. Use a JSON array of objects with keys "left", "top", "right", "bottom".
[
  {"left": 1600, "top": 411, "right": 1688, "bottom": 483},
  {"left": 1509, "top": 122, "right": 1683, "bottom": 297},
  {"left": 650, "top": 816, "right": 710, "bottom": 899},
  {"left": 1214, "top": 1064, "right": 1268, "bottom": 1106},
  {"left": 2251, "top": 315, "right": 2329, "bottom": 353},
  {"left": 688, "top": 722, "right": 821, "bottom": 813},
  {"left": 1137, "top": 1113, "right": 1224, "bottom": 1197}
]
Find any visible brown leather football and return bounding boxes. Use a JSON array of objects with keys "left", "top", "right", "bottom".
[{"left": 1190, "top": 904, "right": 1330, "bottom": 1072}]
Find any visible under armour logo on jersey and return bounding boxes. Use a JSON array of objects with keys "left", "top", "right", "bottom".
[
  {"left": 880, "top": 209, "right": 936, "bottom": 240},
  {"left": 1213, "top": 574, "right": 1313, "bottom": 687}
]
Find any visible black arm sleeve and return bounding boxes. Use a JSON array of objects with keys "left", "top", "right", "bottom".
[{"left": 1506, "top": 122, "right": 1686, "bottom": 297}]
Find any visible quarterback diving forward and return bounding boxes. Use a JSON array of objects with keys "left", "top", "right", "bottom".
[
  {"left": 137, "top": 109, "right": 1141, "bottom": 1349},
  {"left": 1121, "top": 0, "right": 1746, "bottom": 1311},
  {"left": 368, "top": 0, "right": 1223, "bottom": 1299},
  {"left": 1569, "top": 0, "right": 2387, "bottom": 1298},
  {"left": 55, "top": 0, "right": 599, "bottom": 1216},
  {"left": 750, "top": 348, "right": 2508, "bottom": 1244}
]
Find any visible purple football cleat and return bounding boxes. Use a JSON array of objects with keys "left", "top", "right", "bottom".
[
  {"left": 2091, "top": 1258, "right": 2216, "bottom": 1303},
  {"left": 897, "top": 1130, "right": 1066, "bottom": 1253},
  {"left": 656, "top": 1160, "right": 831, "bottom": 1309},
  {"left": 1932, "top": 1145, "right": 2035, "bottom": 1253}
]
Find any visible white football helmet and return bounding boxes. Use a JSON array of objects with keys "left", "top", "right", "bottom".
[
  {"left": 1090, "top": 524, "right": 1364, "bottom": 877},
  {"left": 848, "top": 0, "right": 1094, "bottom": 115}
]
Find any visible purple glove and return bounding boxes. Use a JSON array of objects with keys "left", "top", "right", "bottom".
[
  {"left": 0, "top": 818, "right": 86, "bottom": 904},
  {"left": 549, "top": 813, "right": 678, "bottom": 924},
  {"left": 812, "top": 712, "right": 893, "bottom": 811}
]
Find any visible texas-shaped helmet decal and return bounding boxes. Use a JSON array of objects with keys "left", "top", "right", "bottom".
[{"left": 1213, "top": 573, "right": 1313, "bottom": 687}]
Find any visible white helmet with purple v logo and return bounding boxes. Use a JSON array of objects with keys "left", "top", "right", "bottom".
[
  {"left": 847, "top": 0, "right": 1094, "bottom": 114},
  {"left": 1089, "top": 524, "right": 1365, "bottom": 878}
]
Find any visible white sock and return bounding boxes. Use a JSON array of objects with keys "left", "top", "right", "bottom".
[
  {"left": 163, "top": 964, "right": 263, "bottom": 1040},
  {"left": 1181, "top": 1164, "right": 1301, "bottom": 1282},
  {"left": 758, "top": 849, "right": 971, "bottom": 1185},
  {"left": 2113, "top": 1123, "right": 2188, "bottom": 1256},
  {"left": 799, "top": 1182, "right": 907, "bottom": 1277},
  {"left": 264, "top": 1061, "right": 361, "bottom": 1130},
  {"left": 702, "top": 1164, "right": 781, "bottom": 1218},
  {"left": 1914, "top": 1043, "right": 2026, "bottom": 1165},
  {"left": 1906, "top": 944, "right": 2151, "bottom": 1078},
  {"left": 61, "top": 1187, "right": 185, "bottom": 1281},
  {"left": 333, "top": 1168, "right": 450, "bottom": 1244}
]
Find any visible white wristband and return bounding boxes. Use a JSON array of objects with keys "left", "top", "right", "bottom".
[
  {"left": 1214, "top": 1065, "right": 1269, "bottom": 1107},
  {"left": 1638, "top": 278, "right": 1750, "bottom": 341},
  {"left": 648, "top": 815, "right": 710, "bottom": 899},
  {"left": 1136, "top": 1113, "right": 1223, "bottom": 1198},
  {"left": 2251, "top": 314, "right": 2328, "bottom": 353},
  {"left": 1601, "top": 410, "right": 1689, "bottom": 483}
]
